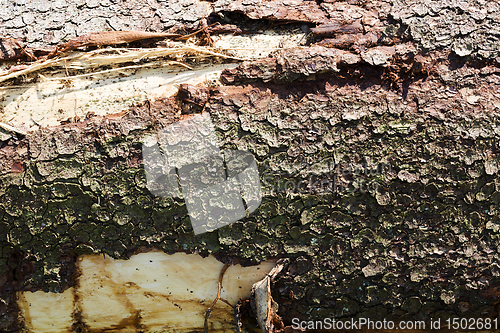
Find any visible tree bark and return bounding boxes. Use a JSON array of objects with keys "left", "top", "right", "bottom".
[{"left": 0, "top": 0, "right": 500, "bottom": 331}]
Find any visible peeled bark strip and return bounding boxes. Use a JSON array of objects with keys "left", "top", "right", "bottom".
[{"left": 0, "top": 0, "right": 500, "bottom": 332}]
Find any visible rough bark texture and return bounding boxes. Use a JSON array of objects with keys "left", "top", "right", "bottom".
[{"left": 1, "top": 0, "right": 500, "bottom": 331}]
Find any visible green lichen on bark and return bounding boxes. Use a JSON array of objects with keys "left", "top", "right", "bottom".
[
  {"left": 0, "top": 0, "right": 499, "bottom": 330},
  {"left": 2, "top": 47, "right": 500, "bottom": 331},
  {"left": 207, "top": 60, "right": 500, "bottom": 322}
]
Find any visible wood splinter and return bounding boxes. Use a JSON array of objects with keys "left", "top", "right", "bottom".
[
  {"left": 204, "top": 263, "right": 230, "bottom": 333},
  {"left": 0, "top": 121, "right": 27, "bottom": 136},
  {"left": 46, "top": 31, "right": 182, "bottom": 59}
]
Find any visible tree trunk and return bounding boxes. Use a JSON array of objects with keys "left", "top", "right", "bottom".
[{"left": 0, "top": 0, "right": 500, "bottom": 331}]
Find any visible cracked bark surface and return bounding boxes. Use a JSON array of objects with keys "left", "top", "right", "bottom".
[{"left": 1, "top": 0, "right": 500, "bottom": 331}]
